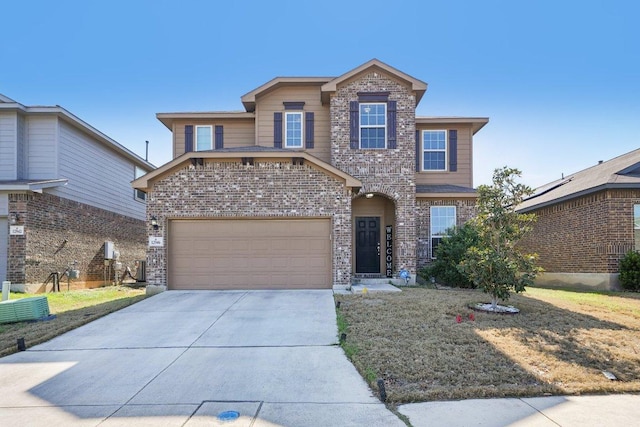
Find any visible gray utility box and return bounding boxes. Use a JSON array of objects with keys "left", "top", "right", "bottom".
[{"left": 104, "top": 241, "right": 114, "bottom": 259}]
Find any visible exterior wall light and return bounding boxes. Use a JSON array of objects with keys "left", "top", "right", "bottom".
[
  {"left": 150, "top": 216, "right": 159, "bottom": 230},
  {"left": 10, "top": 213, "right": 19, "bottom": 225},
  {"left": 365, "top": 193, "right": 374, "bottom": 199}
]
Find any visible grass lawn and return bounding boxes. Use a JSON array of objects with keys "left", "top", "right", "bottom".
[
  {"left": 0, "top": 286, "right": 146, "bottom": 357},
  {"left": 335, "top": 286, "right": 640, "bottom": 404}
]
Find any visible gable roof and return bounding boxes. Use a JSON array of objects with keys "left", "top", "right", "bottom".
[
  {"left": 0, "top": 96, "right": 154, "bottom": 170},
  {"left": 240, "top": 77, "right": 332, "bottom": 112},
  {"left": 518, "top": 148, "right": 640, "bottom": 212},
  {"left": 0, "top": 94, "right": 16, "bottom": 103},
  {"left": 132, "top": 148, "right": 362, "bottom": 191},
  {"left": 237, "top": 59, "right": 429, "bottom": 112},
  {"left": 321, "top": 59, "right": 428, "bottom": 105}
]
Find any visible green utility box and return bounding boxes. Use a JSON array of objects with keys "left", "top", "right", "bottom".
[{"left": 0, "top": 296, "right": 51, "bottom": 324}]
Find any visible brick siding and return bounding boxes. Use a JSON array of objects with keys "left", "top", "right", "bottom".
[
  {"left": 330, "top": 70, "right": 417, "bottom": 275},
  {"left": 415, "top": 198, "right": 477, "bottom": 268},
  {"left": 7, "top": 192, "right": 146, "bottom": 290},
  {"left": 146, "top": 160, "right": 352, "bottom": 288},
  {"left": 519, "top": 189, "right": 640, "bottom": 274}
]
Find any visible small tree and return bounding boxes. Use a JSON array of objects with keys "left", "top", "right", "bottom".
[
  {"left": 619, "top": 251, "right": 640, "bottom": 291},
  {"left": 460, "top": 167, "right": 542, "bottom": 309},
  {"left": 420, "top": 222, "right": 480, "bottom": 288}
]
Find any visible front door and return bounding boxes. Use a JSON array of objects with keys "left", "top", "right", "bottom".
[{"left": 356, "top": 217, "right": 380, "bottom": 274}]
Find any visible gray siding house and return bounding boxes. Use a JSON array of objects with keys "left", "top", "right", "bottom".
[{"left": 0, "top": 94, "right": 154, "bottom": 291}]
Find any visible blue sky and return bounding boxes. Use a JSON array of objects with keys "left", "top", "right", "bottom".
[{"left": 2, "top": 0, "right": 638, "bottom": 187}]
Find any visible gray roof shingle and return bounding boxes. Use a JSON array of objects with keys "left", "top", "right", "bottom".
[{"left": 518, "top": 148, "right": 640, "bottom": 212}]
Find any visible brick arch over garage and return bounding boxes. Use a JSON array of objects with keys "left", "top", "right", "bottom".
[{"left": 144, "top": 159, "right": 354, "bottom": 289}]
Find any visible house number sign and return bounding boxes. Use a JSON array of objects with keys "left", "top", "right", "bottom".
[
  {"left": 9, "top": 225, "right": 25, "bottom": 236},
  {"left": 385, "top": 225, "right": 393, "bottom": 278},
  {"left": 148, "top": 236, "right": 164, "bottom": 247}
]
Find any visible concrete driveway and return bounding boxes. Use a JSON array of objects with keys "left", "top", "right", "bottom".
[{"left": 0, "top": 290, "right": 404, "bottom": 426}]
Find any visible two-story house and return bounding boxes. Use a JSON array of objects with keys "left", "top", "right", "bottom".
[
  {"left": 0, "top": 94, "right": 154, "bottom": 292},
  {"left": 133, "top": 59, "right": 488, "bottom": 291}
]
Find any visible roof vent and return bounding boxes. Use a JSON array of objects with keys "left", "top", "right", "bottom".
[{"left": 598, "top": 160, "right": 603, "bottom": 164}]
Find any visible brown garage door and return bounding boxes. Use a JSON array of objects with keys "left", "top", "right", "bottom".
[{"left": 168, "top": 218, "right": 332, "bottom": 290}]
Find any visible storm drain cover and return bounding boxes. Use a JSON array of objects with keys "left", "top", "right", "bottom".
[{"left": 217, "top": 410, "right": 240, "bottom": 422}]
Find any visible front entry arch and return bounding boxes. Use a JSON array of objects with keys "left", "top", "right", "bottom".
[{"left": 352, "top": 194, "right": 396, "bottom": 277}]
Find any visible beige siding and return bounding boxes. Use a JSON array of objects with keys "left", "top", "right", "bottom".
[
  {"left": 173, "top": 118, "right": 255, "bottom": 158},
  {"left": 414, "top": 124, "right": 474, "bottom": 187},
  {"left": 255, "top": 85, "right": 330, "bottom": 163}
]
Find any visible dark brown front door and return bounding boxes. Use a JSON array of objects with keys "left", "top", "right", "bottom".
[{"left": 356, "top": 217, "right": 380, "bottom": 273}]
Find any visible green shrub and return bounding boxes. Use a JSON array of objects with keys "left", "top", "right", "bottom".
[
  {"left": 419, "top": 222, "right": 479, "bottom": 288},
  {"left": 619, "top": 250, "right": 640, "bottom": 291}
]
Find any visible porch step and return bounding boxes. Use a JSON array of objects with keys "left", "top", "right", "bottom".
[{"left": 351, "top": 278, "right": 403, "bottom": 294}]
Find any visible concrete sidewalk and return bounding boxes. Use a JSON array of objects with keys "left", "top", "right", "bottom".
[
  {"left": 399, "top": 394, "right": 640, "bottom": 427},
  {"left": 0, "top": 290, "right": 403, "bottom": 427},
  {"left": 1, "top": 290, "right": 638, "bottom": 426}
]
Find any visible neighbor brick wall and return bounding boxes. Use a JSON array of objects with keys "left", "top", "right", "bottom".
[
  {"left": 7, "top": 194, "right": 28, "bottom": 284},
  {"left": 518, "top": 189, "right": 640, "bottom": 274},
  {"left": 415, "top": 198, "right": 477, "bottom": 268},
  {"left": 7, "top": 192, "right": 146, "bottom": 289},
  {"left": 146, "top": 160, "right": 353, "bottom": 288},
  {"left": 330, "top": 70, "right": 417, "bottom": 275}
]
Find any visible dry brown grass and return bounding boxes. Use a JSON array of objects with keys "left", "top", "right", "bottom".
[
  {"left": 335, "top": 287, "right": 640, "bottom": 404},
  {"left": 0, "top": 286, "right": 146, "bottom": 357}
]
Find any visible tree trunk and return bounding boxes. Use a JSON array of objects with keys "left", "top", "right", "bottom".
[{"left": 491, "top": 297, "right": 498, "bottom": 310}]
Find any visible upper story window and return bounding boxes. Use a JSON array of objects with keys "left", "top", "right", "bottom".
[
  {"left": 285, "top": 112, "right": 303, "bottom": 148},
  {"left": 360, "top": 103, "right": 386, "bottom": 149},
  {"left": 195, "top": 125, "right": 212, "bottom": 151},
  {"left": 422, "top": 130, "right": 447, "bottom": 171},
  {"left": 134, "top": 166, "right": 147, "bottom": 202},
  {"left": 430, "top": 206, "right": 456, "bottom": 258}
]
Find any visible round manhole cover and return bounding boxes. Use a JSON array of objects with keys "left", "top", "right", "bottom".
[{"left": 217, "top": 410, "right": 240, "bottom": 422}]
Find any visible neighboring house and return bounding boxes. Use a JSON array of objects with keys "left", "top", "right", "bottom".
[
  {"left": 133, "top": 59, "right": 488, "bottom": 291},
  {"left": 518, "top": 148, "right": 640, "bottom": 290},
  {"left": 0, "top": 93, "right": 154, "bottom": 292}
]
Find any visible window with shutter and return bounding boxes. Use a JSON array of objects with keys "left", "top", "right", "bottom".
[
  {"left": 215, "top": 125, "right": 224, "bottom": 149},
  {"left": 195, "top": 126, "right": 213, "bottom": 151},
  {"left": 185, "top": 125, "right": 193, "bottom": 153},
  {"left": 274, "top": 112, "right": 283, "bottom": 148},
  {"left": 387, "top": 100, "right": 397, "bottom": 149},
  {"left": 352, "top": 93, "right": 396, "bottom": 150},
  {"left": 415, "top": 130, "right": 420, "bottom": 172},
  {"left": 448, "top": 130, "right": 458, "bottom": 172},
  {"left": 349, "top": 101, "right": 359, "bottom": 148},
  {"left": 359, "top": 103, "right": 386, "bottom": 149},
  {"left": 422, "top": 130, "right": 447, "bottom": 171},
  {"left": 305, "top": 112, "right": 314, "bottom": 149},
  {"left": 285, "top": 112, "right": 303, "bottom": 148}
]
